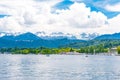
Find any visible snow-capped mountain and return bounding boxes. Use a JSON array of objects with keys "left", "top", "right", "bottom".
[
  {"left": 0, "top": 32, "right": 22, "bottom": 37},
  {"left": 35, "top": 32, "right": 77, "bottom": 40},
  {"left": 0, "top": 32, "right": 99, "bottom": 40},
  {"left": 0, "top": 32, "right": 85, "bottom": 48},
  {"left": 80, "top": 33, "right": 99, "bottom": 40},
  {"left": 1, "top": 32, "right": 120, "bottom": 48},
  {"left": 35, "top": 32, "right": 99, "bottom": 40}
]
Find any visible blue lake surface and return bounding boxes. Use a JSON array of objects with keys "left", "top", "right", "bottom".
[{"left": 0, "top": 54, "right": 120, "bottom": 80}]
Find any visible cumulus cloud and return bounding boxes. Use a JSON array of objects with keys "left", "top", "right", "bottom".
[
  {"left": 0, "top": 0, "right": 119, "bottom": 35},
  {"left": 56, "top": 3, "right": 107, "bottom": 28},
  {"left": 105, "top": 3, "right": 120, "bottom": 12}
]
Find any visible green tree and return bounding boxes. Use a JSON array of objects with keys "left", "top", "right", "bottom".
[{"left": 117, "top": 46, "right": 120, "bottom": 54}]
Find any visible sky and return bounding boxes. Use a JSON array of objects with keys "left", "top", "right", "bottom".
[{"left": 0, "top": 0, "right": 120, "bottom": 35}]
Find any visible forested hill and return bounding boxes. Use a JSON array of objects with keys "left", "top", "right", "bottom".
[
  {"left": 95, "top": 33, "right": 120, "bottom": 40},
  {"left": 63, "top": 39, "right": 120, "bottom": 48},
  {"left": 63, "top": 33, "right": 120, "bottom": 48},
  {"left": 0, "top": 32, "right": 85, "bottom": 48},
  {"left": 0, "top": 32, "right": 120, "bottom": 48}
]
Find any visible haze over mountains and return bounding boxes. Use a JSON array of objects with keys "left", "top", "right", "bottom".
[
  {"left": 0, "top": 32, "right": 99, "bottom": 40},
  {"left": 0, "top": 32, "right": 120, "bottom": 48},
  {"left": 95, "top": 33, "right": 120, "bottom": 40},
  {"left": 0, "top": 32, "right": 85, "bottom": 48}
]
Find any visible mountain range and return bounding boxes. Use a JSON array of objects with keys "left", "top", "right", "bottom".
[
  {"left": 0, "top": 32, "right": 85, "bottom": 48},
  {"left": 0, "top": 32, "right": 120, "bottom": 48},
  {"left": 0, "top": 32, "right": 99, "bottom": 40},
  {"left": 95, "top": 33, "right": 120, "bottom": 40}
]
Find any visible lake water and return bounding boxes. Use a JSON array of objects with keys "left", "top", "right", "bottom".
[{"left": 0, "top": 54, "right": 120, "bottom": 80}]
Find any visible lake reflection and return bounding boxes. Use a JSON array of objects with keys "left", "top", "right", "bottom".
[{"left": 0, "top": 54, "right": 120, "bottom": 80}]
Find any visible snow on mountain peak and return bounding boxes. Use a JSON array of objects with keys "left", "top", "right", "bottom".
[{"left": 0, "top": 32, "right": 99, "bottom": 40}]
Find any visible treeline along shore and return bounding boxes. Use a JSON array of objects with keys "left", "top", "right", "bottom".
[
  {"left": 0, "top": 46, "right": 120, "bottom": 55},
  {"left": 1, "top": 32, "right": 120, "bottom": 55}
]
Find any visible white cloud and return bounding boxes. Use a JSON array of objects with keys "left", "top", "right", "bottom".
[
  {"left": 105, "top": 3, "right": 120, "bottom": 12},
  {"left": 0, "top": 0, "right": 120, "bottom": 35}
]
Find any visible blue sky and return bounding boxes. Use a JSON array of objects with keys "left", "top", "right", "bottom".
[
  {"left": 1, "top": 0, "right": 119, "bottom": 18},
  {"left": 0, "top": 0, "right": 120, "bottom": 35},
  {"left": 55, "top": 0, "right": 120, "bottom": 18},
  {"left": 0, "top": 15, "right": 10, "bottom": 18}
]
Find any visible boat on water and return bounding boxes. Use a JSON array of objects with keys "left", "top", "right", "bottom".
[
  {"left": 85, "top": 55, "right": 88, "bottom": 57},
  {"left": 46, "top": 54, "right": 50, "bottom": 57}
]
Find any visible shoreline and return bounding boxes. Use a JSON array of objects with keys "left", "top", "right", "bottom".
[{"left": 0, "top": 52, "right": 119, "bottom": 56}]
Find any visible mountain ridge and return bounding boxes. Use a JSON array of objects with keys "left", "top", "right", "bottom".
[
  {"left": 0, "top": 32, "right": 120, "bottom": 48},
  {"left": 0, "top": 32, "right": 99, "bottom": 40},
  {"left": 95, "top": 32, "right": 120, "bottom": 40},
  {"left": 0, "top": 32, "right": 85, "bottom": 48}
]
